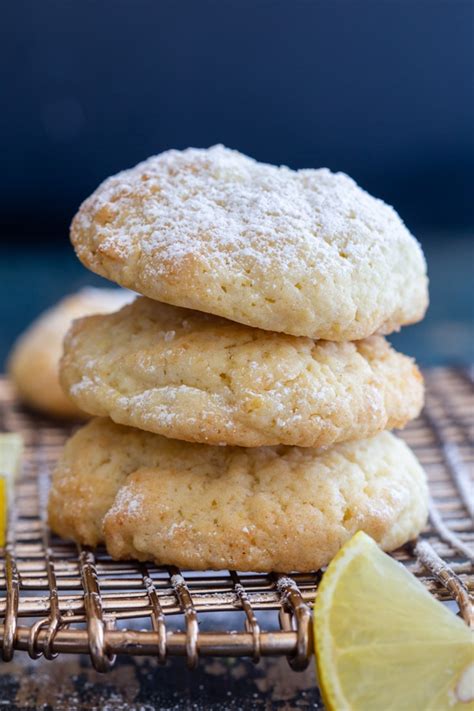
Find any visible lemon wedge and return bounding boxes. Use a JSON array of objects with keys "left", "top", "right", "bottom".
[
  {"left": 313, "top": 531, "right": 474, "bottom": 711},
  {"left": 0, "top": 433, "right": 23, "bottom": 547}
]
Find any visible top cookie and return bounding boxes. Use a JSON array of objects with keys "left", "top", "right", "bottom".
[{"left": 71, "top": 145, "right": 428, "bottom": 340}]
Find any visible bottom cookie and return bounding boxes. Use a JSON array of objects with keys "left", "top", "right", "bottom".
[{"left": 48, "top": 418, "right": 428, "bottom": 572}]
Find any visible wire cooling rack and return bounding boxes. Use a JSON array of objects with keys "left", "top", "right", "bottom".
[{"left": 0, "top": 368, "right": 472, "bottom": 671}]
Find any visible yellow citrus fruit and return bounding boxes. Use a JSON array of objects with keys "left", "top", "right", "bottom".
[
  {"left": 0, "top": 433, "right": 23, "bottom": 546},
  {"left": 314, "top": 531, "right": 473, "bottom": 711}
]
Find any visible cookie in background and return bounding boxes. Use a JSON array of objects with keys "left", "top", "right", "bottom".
[{"left": 7, "top": 287, "right": 134, "bottom": 419}]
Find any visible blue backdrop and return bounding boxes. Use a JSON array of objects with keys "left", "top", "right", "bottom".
[{"left": 1, "top": 0, "right": 473, "bottom": 240}]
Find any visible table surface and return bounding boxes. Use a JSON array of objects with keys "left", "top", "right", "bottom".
[{"left": 0, "top": 652, "right": 322, "bottom": 710}]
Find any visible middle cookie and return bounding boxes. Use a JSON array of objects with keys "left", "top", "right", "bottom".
[{"left": 60, "top": 296, "right": 423, "bottom": 447}]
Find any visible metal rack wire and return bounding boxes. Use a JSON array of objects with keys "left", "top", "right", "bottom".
[{"left": 0, "top": 368, "right": 472, "bottom": 671}]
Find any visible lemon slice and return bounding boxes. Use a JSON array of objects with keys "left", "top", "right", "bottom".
[
  {"left": 314, "top": 531, "right": 474, "bottom": 711},
  {"left": 0, "top": 433, "right": 23, "bottom": 547}
]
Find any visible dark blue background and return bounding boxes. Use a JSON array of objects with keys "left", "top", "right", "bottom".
[
  {"left": 0, "top": 0, "right": 473, "bottom": 366},
  {"left": 2, "top": 0, "right": 473, "bottom": 238}
]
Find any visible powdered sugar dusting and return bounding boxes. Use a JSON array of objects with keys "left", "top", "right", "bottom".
[
  {"left": 77, "top": 144, "right": 413, "bottom": 274},
  {"left": 72, "top": 144, "right": 427, "bottom": 340},
  {"left": 107, "top": 486, "right": 144, "bottom": 520}
]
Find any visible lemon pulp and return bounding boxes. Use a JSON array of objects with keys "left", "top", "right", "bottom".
[
  {"left": 0, "top": 433, "right": 23, "bottom": 546},
  {"left": 313, "top": 531, "right": 473, "bottom": 711}
]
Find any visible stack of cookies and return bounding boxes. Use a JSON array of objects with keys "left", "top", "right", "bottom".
[{"left": 48, "top": 146, "right": 429, "bottom": 572}]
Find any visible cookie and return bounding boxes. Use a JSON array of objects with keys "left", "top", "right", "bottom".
[
  {"left": 71, "top": 145, "right": 428, "bottom": 341},
  {"left": 48, "top": 418, "right": 428, "bottom": 572},
  {"left": 8, "top": 287, "right": 134, "bottom": 418},
  {"left": 60, "top": 296, "right": 423, "bottom": 447}
]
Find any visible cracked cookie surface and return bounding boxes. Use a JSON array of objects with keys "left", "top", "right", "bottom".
[
  {"left": 60, "top": 296, "right": 423, "bottom": 447},
  {"left": 8, "top": 287, "right": 133, "bottom": 418},
  {"left": 71, "top": 145, "right": 428, "bottom": 341},
  {"left": 48, "top": 418, "right": 428, "bottom": 572}
]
